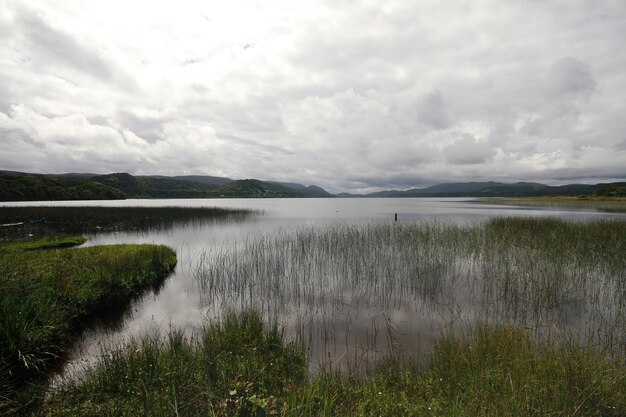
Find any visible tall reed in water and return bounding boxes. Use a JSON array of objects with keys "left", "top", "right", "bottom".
[{"left": 192, "top": 218, "right": 626, "bottom": 369}]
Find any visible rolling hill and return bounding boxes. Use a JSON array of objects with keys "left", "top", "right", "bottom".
[
  {"left": 364, "top": 181, "right": 626, "bottom": 198},
  {"left": 0, "top": 172, "right": 330, "bottom": 201},
  {"left": 2, "top": 170, "right": 624, "bottom": 201},
  {"left": 0, "top": 171, "right": 126, "bottom": 201},
  {"left": 208, "top": 179, "right": 304, "bottom": 198},
  {"left": 93, "top": 173, "right": 218, "bottom": 198}
]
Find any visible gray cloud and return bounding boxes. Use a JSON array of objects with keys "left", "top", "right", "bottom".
[
  {"left": 549, "top": 57, "right": 596, "bottom": 96},
  {"left": 17, "top": 12, "right": 114, "bottom": 83},
  {"left": 444, "top": 134, "right": 496, "bottom": 165},
  {"left": 416, "top": 90, "right": 450, "bottom": 130}
]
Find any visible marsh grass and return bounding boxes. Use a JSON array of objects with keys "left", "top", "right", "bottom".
[
  {"left": 41, "top": 312, "right": 626, "bottom": 416},
  {"left": 191, "top": 218, "right": 626, "bottom": 370},
  {"left": 29, "top": 217, "right": 626, "bottom": 416},
  {"left": 43, "top": 311, "right": 306, "bottom": 417},
  {"left": 0, "top": 236, "right": 177, "bottom": 413},
  {"left": 0, "top": 206, "right": 253, "bottom": 239},
  {"left": 481, "top": 196, "right": 626, "bottom": 213}
]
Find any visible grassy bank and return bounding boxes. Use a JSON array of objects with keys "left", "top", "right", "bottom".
[
  {"left": 40, "top": 311, "right": 626, "bottom": 416},
  {"left": 0, "top": 236, "right": 176, "bottom": 412},
  {"left": 0, "top": 206, "right": 253, "bottom": 239},
  {"left": 481, "top": 196, "right": 626, "bottom": 212}
]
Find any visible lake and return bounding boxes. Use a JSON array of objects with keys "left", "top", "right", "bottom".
[{"left": 3, "top": 197, "right": 625, "bottom": 380}]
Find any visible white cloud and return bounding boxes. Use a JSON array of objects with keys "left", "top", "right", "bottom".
[{"left": 0, "top": 0, "right": 624, "bottom": 192}]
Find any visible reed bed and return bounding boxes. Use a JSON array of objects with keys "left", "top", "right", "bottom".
[
  {"left": 481, "top": 196, "right": 626, "bottom": 213},
  {"left": 0, "top": 206, "right": 254, "bottom": 239},
  {"left": 35, "top": 217, "right": 626, "bottom": 416},
  {"left": 192, "top": 217, "right": 626, "bottom": 370}
]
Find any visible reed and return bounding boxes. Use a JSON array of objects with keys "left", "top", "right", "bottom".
[
  {"left": 0, "top": 206, "right": 254, "bottom": 239},
  {"left": 481, "top": 196, "right": 626, "bottom": 212},
  {"left": 190, "top": 218, "right": 626, "bottom": 370}
]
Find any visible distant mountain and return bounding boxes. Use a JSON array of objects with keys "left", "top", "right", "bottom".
[
  {"left": 0, "top": 171, "right": 126, "bottom": 201},
  {"left": 210, "top": 179, "right": 303, "bottom": 198},
  {"left": 144, "top": 174, "right": 235, "bottom": 188},
  {"left": 267, "top": 181, "right": 335, "bottom": 198},
  {"left": 424, "top": 181, "right": 548, "bottom": 194},
  {"left": 169, "top": 176, "right": 329, "bottom": 196},
  {"left": 365, "top": 190, "right": 406, "bottom": 198},
  {"left": 173, "top": 175, "right": 235, "bottom": 187},
  {"left": 92, "top": 174, "right": 326, "bottom": 198},
  {"left": 2, "top": 170, "right": 624, "bottom": 201},
  {"left": 93, "top": 173, "right": 218, "bottom": 198},
  {"left": 364, "top": 181, "right": 626, "bottom": 197},
  {"left": 51, "top": 172, "right": 100, "bottom": 179},
  {"left": 0, "top": 171, "right": 334, "bottom": 200}
]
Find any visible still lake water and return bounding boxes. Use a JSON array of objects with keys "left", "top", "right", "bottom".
[{"left": 4, "top": 197, "right": 626, "bottom": 379}]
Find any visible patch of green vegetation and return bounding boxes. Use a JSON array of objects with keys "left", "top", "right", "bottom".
[
  {"left": 4, "top": 236, "right": 87, "bottom": 251},
  {"left": 39, "top": 312, "right": 626, "bottom": 416},
  {"left": 0, "top": 172, "right": 126, "bottom": 202},
  {"left": 41, "top": 311, "right": 305, "bottom": 417},
  {"left": 0, "top": 236, "right": 176, "bottom": 412},
  {"left": 0, "top": 206, "right": 253, "bottom": 239},
  {"left": 482, "top": 196, "right": 626, "bottom": 212}
]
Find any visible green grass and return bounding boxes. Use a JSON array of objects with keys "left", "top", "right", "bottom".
[
  {"left": 0, "top": 236, "right": 177, "bottom": 413},
  {"left": 38, "top": 312, "right": 626, "bottom": 416},
  {"left": 422, "top": 326, "right": 626, "bottom": 416},
  {"left": 42, "top": 311, "right": 306, "bottom": 417},
  {"left": 3, "top": 235, "right": 87, "bottom": 251}
]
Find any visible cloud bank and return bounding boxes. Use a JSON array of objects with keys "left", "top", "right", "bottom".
[{"left": 0, "top": 0, "right": 624, "bottom": 192}]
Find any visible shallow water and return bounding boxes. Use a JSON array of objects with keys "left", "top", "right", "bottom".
[{"left": 3, "top": 197, "right": 625, "bottom": 381}]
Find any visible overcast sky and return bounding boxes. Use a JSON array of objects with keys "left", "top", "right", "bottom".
[{"left": 1, "top": 0, "right": 625, "bottom": 193}]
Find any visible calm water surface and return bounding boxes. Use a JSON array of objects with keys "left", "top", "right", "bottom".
[{"left": 4, "top": 198, "right": 625, "bottom": 380}]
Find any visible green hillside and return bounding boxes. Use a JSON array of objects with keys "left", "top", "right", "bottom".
[
  {"left": 208, "top": 179, "right": 304, "bottom": 198},
  {"left": 366, "top": 181, "right": 626, "bottom": 197},
  {"left": 267, "top": 181, "right": 335, "bottom": 197},
  {"left": 0, "top": 172, "right": 317, "bottom": 201},
  {"left": 0, "top": 172, "right": 126, "bottom": 202},
  {"left": 93, "top": 173, "right": 217, "bottom": 198}
]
